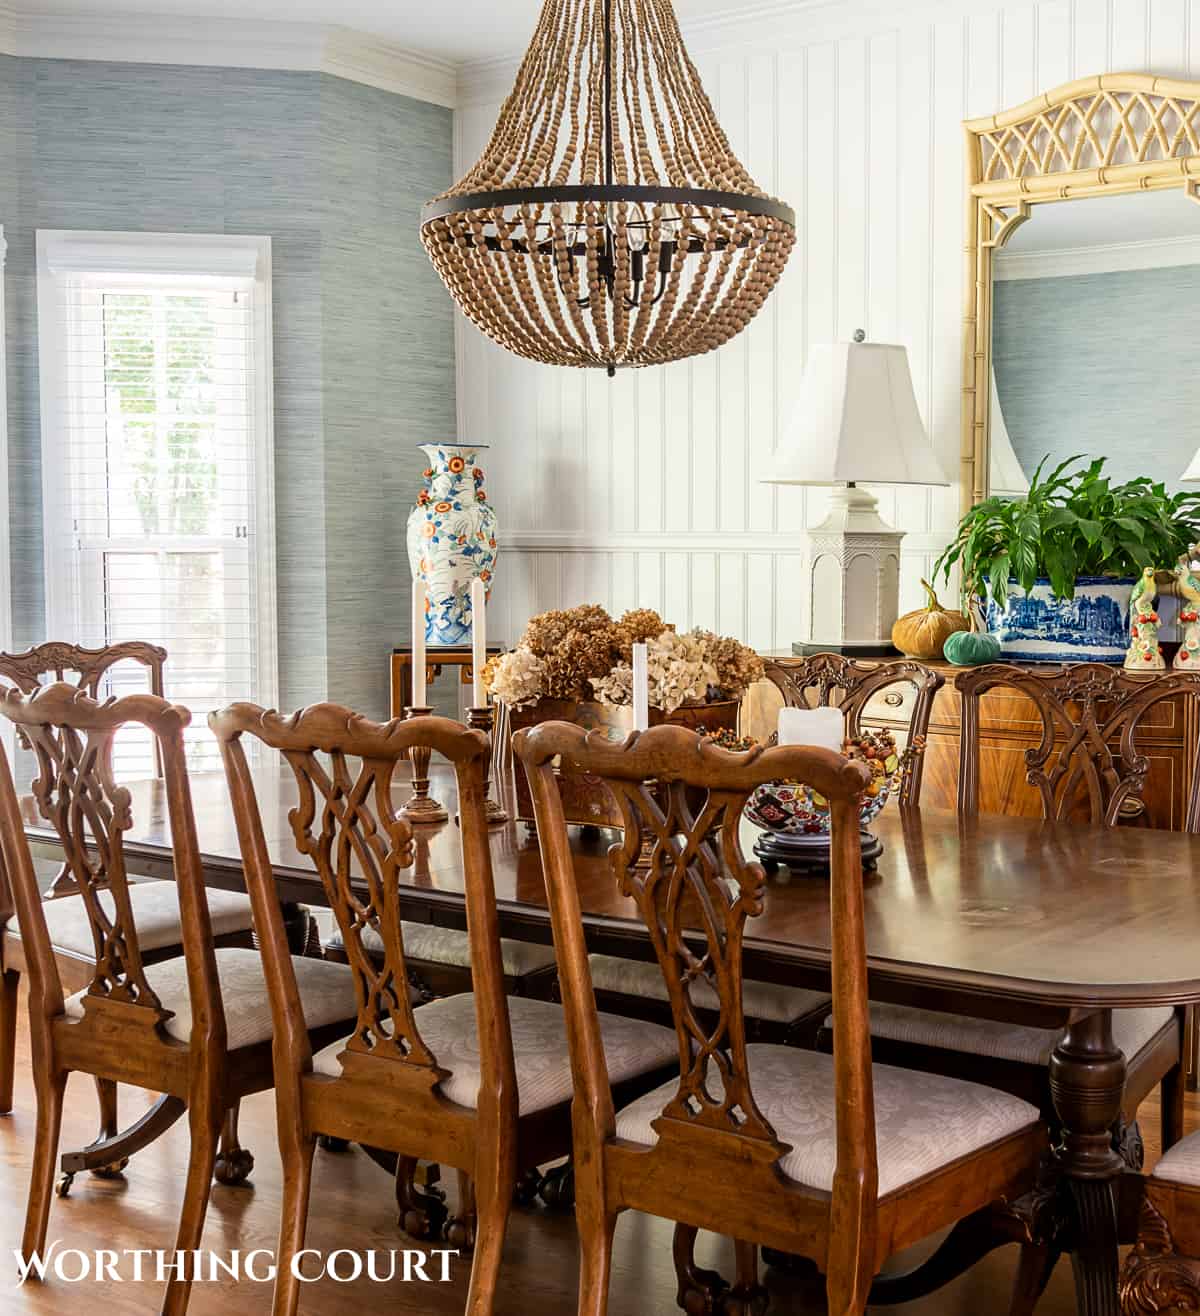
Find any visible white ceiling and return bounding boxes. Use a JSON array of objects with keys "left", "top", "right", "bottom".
[{"left": 10, "top": 0, "right": 789, "bottom": 65}]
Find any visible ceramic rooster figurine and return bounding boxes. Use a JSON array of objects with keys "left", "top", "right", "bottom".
[
  {"left": 1125, "top": 566, "right": 1165, "bottom": 670},
  {"left": 1173, "top": 548, "right": 1200, "bottom": 669}
]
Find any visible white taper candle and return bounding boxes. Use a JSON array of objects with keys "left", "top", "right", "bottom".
[
  {"left": 471, "top": 577, "right": 487, "bottom": 707},
  {"left": 411, "top": 577, "right": 427, "bottom": 707},
  {"left": 632, "top": 642, "right": 649, "bottom": 732}
]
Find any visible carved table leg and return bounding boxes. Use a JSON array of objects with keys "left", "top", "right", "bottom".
[
  {"left": 720, "top": 1240, "right": 769, "bottom": 1316},
  {"left": 445, "top": 1168, "right": 478, "bottom": 1253},
  {"left": 213, "top": 1102, "right": 254, "bottom": 1186},
  {"left": 1049, "top": 1009, "right": 1127, "bottom": 1316},
  {"left": 88, "top": 1077, "right": 128, "bottom": 1179},
  {"left": 1120, "top": 1193, "right": 1200, "bottom": 1313},
  {"left": 673, "top": 1222, "right": 728, "bottom": 1314},
  {"left": 395, "top": 1154, "right": 448, "bottom": 1239}
]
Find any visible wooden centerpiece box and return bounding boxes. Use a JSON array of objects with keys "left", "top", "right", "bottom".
[{"left": 505, "top": 696, "right": 740, "bottom": 828}]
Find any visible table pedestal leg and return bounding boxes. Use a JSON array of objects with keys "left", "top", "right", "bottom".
[{"left": 1049, "top": 1009, "right": 1127, "bottom": 1316}]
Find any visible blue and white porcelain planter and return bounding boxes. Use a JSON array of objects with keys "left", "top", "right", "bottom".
[
  {"left": 983, "top": 576, "right": 1136, "bottom": 664},
  {"left": 406, "top": 443, "right": 498, "bottom": 646}
]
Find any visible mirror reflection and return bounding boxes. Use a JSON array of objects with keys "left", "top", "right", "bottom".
[{"left": 990, "top": 188, "right": 1200, "bottom": 494}]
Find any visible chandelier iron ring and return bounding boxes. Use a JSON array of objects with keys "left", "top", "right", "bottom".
[{"left": 421, "top": 186, "right": 796, "bottom": 231}]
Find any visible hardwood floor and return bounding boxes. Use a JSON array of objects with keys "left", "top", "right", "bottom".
[{"left": 0, "top": 993, "right": 1188, "bottom": 1314}]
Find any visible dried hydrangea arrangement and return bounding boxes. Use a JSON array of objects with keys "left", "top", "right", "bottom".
[{"left": 484, "top": 606, "right": 764, "bottom": 713}]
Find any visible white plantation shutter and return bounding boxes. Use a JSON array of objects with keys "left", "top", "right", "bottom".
[{"left": 38, "top": 232, "right": 277, "bottom": 774}]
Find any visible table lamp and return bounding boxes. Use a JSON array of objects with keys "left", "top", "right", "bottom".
[{"left": 762, "top": 332, "right": 949, "bottom": 656}]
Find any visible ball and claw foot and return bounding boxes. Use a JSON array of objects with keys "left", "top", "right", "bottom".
[
  {"left": 396, "top": 1158, "right": 449, "bottom": 1241},
  {"left": 538, "top": 1159, "right": 575, "bottom": 1210},
  {"left": 213, "top": 1146, "right": 254, "bottom": 1186},
  {"left": 56, "top": 1172, "right": 74, "bottom": 1198},
  {"left": 444, "top": 1213, "right": 477, "bottom": 1252},
  {"left": 719, "top": 1284, "right": 770, "bottom": 1316},
  {"left": 513, "top": 1168, "right": 543, "bottom": 1207},
  {"left": 90, "top": 1155, "right": 129, "bottom": 1180},
  {"left": 678, "top": 1267, "right": 729, "bottom": 1314}
]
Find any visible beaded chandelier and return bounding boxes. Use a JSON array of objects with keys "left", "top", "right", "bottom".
[{"left": 420, "top": 0, "right": 796, "bottom": 374}]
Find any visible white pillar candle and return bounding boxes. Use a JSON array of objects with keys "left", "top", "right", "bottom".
[
  {"left": 470, "top": 577, "right": 487, "bottom": 707},
  {"left": 632, "top": 642, "right": 649, "bottom": 732},
  {"left": 411, "top": 577, "right": 427, "bottom": 708},
  {"left": 777, "top": 706, "right": 845, "bottom": 754}
]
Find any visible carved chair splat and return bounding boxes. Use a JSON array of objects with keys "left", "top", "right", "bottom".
[
  {"left": 0, "top": 683, "right": 360, "bottom": 1316},
  {"left": 586, "top": 654, "right": 945, "bottom": 1056},
  {"left": 854, "top": 662, "right": 1200, "bottom": 1315},
  {"left": 208, "top": 703, "right": 677, "bottom": 1316},
  {"left": 516, "top": 721, "right": 1047, "bottom": 1316},
  {"left": 762, "top": 653, "right": 945, "bottom": 808},
  {"left": 0, "top": 642, "right": 257, "bottom": 1184}
]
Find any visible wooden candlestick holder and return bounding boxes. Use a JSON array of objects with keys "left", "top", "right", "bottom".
[
  {"left": 401, "top": 706, "right": 448, "bottom": 824},
  {"left": 466, "top": 705, "right": 509, "bottom": 825}
]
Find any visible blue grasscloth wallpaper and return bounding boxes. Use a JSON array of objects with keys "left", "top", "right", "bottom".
[
  {"left": 992, "top": 264, "right": 1200, "bottom": 492},
  {"left": 0, "top": 56, "right": 455, "bottom": 717}
]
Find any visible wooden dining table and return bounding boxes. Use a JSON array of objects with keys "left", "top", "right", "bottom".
[{"left": 22, "top": 760, "right": 1200, "bottom": 1316}]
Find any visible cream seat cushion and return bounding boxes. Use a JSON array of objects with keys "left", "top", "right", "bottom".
[
  {"left": 313, "top": 993, "right": 676, "bottom": 1115},
  {"left": 615, "top": 1043, "right": 1040, "bottom": 1197},
  {"left": 322, "top": 919, "right": 557, "bottom": 979},
  {"left": 7, "top": 883, "right": 255, "bottom": 957},
  {"left": 65, "top": 947, "right": 358, "bottom": 1051},
  {"left": 849, "top": 1002, "right": 1175, "bottom": 1068},
  {"left": 589, "top": 953, "right": 829, "bottom": 1025},
  {"left": 1153, "top": 1132, "right": 1200, "bottom": 1185}
]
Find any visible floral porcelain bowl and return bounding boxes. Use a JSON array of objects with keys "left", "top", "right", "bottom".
[{"left": 743, "top": 729, "right": 912, "bottom": 837}]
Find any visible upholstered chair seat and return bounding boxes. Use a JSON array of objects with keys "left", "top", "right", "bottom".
[
  {"left": 1152, "top": 1132, "right": 1200, "bottom": 1186},
  {"left": 314, "top": 992, "right": 677, "bottom": 1115},
  {"left": 614, "top": 1043, "right": 1040, "bottom": 1197},
  {"left": 851, "top": 1002, "right": 1174, "bottom": 1069},
  {"left": 588, "top": 952, "right": 830, "bottom": 1030},
  {"left": 322, "top": 919, "right": 557, "bottom": 981},
  {"left": 9, "top": 883, "right": 254, "bottom": 958},
  {"left": 65, "top": 948, "right": 359, "bottom": 1052}
]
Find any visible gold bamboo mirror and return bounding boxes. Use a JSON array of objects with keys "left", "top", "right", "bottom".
[{"left": 962, "top": 74, "right": 1200, "bottom": 513}]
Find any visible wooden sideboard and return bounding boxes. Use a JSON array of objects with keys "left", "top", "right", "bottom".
[{"left": 746, "top": 658, "right": 1199, "bottom": 831}]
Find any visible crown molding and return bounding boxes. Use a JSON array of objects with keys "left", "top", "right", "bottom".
[
  {"left": 0, "top": 10, "right": 457, "bottom": 107},
  {"left": 994, "top": 233, "right": 1200, "bottom": 281}
]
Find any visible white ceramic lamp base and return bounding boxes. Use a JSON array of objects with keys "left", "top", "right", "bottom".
[{"left": 792, "top": 484, "right": 904, "bottom": 657}]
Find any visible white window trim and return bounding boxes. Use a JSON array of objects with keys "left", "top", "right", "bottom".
[{"left": 36, "top": 229, "right": 279, "bottom": 711}]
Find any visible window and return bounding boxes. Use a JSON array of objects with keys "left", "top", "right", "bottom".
[{"left": 38, "top": 232, "right": 277, "bottom": 771}]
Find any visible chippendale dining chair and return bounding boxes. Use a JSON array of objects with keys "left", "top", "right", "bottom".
[
  {"left": 0, "top": 641, "right": 257, "bottom": 1188},
  {"left": 584, "top": 654, "right": 945, "bottom": 1051},
  {"left": 208, "top": 703, "right": 678, "bottom": 1316},
  {"left": 516, "top": 720, "right": 1047, "bottom": 1315},
  {"left": 844, "top": 662, "right": 1200, "bottom": 1313},
  {"left": 0, "top": 684, "right": 359, "bottom": 1316}
]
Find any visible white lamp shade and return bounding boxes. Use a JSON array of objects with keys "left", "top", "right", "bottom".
[
  {"left": 763, "top": 341, "right": 949, "bottom": 487},
  {"left": 989, "top": 371, "right": 1030, "bottom": 497},
  {"left": 1182, "top": 445, "right": 1200, "bottom": 482}
]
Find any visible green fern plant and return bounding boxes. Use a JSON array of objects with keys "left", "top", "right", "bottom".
[{"left": 933, "top": 455, "right": 1200, "bottom": 611}]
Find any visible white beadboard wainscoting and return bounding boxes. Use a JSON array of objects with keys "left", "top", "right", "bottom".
[{"left": 457, "top": 0, "right": 1200, "bottom": 647}]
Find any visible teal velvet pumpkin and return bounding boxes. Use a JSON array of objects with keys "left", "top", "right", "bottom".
[{"left": 943, "top": 630, "right": 1001, "bottom": 666}]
